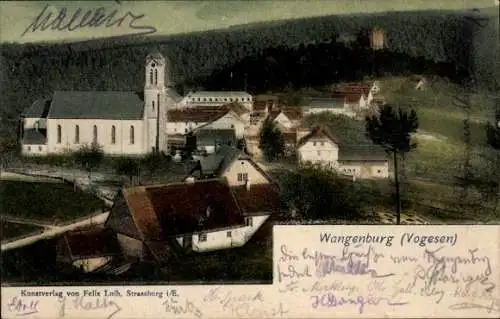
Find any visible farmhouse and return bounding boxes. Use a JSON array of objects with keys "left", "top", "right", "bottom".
[
  {"left": 19, "top": 49, "right": 252, "bottom": 156},
  {"left": 104, "top": 177, "right": 280, "bottom": 262},
  {"left": 297, "top": 126, "right": 389, "bottom": 179}
]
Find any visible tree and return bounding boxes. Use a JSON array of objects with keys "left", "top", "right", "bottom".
[
  {"left": 73, "top": 143, "right": 104, "bottom": 179},
  {"left": 259, "top": 118, "right": 285, "bottom": 161},
  {"left": 114, "top": 158, "right": 140, "bottom": 185},
  {"left": 365, "top": 104, "right": 419, "bottom": 224},
  {"left": 483, "top": 107, "right": 500, "bottom": 220},
  {"left": 279, "top": 163, "right": 368, "bottom": 220}
]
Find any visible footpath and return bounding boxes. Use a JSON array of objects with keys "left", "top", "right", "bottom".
[{"left": 0, "top": 167, "right": 120, "bottom": 252}]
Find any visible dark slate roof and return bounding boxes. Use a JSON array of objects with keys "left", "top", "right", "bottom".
[
  {"left": 47, "top": 91, "right": 144, "bottom": 120},
  {"left": 338, "top": 146, "right": 388, "bottom": 162},
  {"left": 22, "top": 129, "right": 47, "bottom": 145},
  {"left": 195, "top": 129, "right": 236, "bottom": 147},
  {"left": 22, "top": 99, "right": 51, "bottom": 118}
]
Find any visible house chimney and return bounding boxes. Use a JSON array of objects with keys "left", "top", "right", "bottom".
[
  {"left": 206, "top": 206, "right": 212, "bottom": 218},
  {"left": 245, "top": 177, "right": 251, "bottom": 191}
]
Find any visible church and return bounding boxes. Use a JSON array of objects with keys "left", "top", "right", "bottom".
[{"left": 20, "top": 50, "right": 253, "bottom": 156}]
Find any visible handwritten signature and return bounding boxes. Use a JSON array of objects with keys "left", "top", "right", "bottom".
[
  {"left": 22, "top": 2, "right": 157, "bottom": 38},
  {"left": 57, "top": 296, "right": 121, "bottom": 319},
  {"left": 311, "top": 293, "right": 408, "bottom": 314},
  {"left": 163, "top": 297, "right": 203, "bottom": 318},
  {"left": 7, "top": 297, "right": 39, "bottom": 316}
]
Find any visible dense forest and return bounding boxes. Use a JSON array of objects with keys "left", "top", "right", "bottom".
[{"left": 0, "top": 8, "right": 497, "bottom": 145}]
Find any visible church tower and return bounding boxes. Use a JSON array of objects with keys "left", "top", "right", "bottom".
[{"left": 144, "top": 49, "right": 170, "bottom": 154}]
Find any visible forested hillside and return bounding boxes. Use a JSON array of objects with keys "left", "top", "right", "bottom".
[{"left": 1, "top": 8, "right": 497, "bottom": 145}]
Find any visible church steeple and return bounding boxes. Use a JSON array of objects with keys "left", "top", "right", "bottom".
[{"left": 144, "top": 49, "right": 169, "bottom": 154}]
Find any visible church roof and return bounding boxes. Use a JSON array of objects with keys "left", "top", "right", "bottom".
[
  {"left": 22, "top": 99, "right": 51, "bottom": 118},
  {"left": 48, "top": 91, "right": 144, "bottom": 120}
]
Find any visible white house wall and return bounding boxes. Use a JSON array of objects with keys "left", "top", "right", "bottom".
[
  {"left": 298, "top": 139, "right": 339, "bottom": 166},
  {"left": 46, "top": 119, "right": 145, "bottom": 155},
  {"left": 24, "top": 117, "right": 47, "bottom": 130},
  {"left": 273, "top": 113, "right": 293, "bottom": 130},
  {"left": 223, "top": 159, "right": 269, "bottom": 186},
  {"left": 72, "top": 256, "right": 112, "bottom": 273},
  {"left": 303, "top": 108, "right": 356, "bottom": 118},
  {"left": 339, "top": 161, "right": 389, "bottom": 179},
  {"left": 189, "top": 215, "right": 269, "bottom": 253},
  {"left": 202, "top": 113, "right": 245, "bottom": 138}
]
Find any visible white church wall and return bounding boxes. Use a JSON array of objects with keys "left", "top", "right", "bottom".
[{"left": 46, "top": 119, "right": 145, "bottom": 155}]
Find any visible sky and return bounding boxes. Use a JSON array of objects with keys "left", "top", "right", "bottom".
[{"left": 0, "top": 0, "right": 498, "bottom": 44}]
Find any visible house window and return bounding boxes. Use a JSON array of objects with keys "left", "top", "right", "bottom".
[
  {"left": 313, "top": 141, "right": 316, "bottom": 146},
  {"left": 93, "top": 125, "right": 98, "bottom": 143},
  {"left": 377, "top": 170, "right": 381, "bottom": 173},
  {"left": 245, "top": 217, "right": 253, "bottom": 227},
  {"left": 57, "top": 125, "right": 62, "bottom": 144},
  {"left": 154, "top": 69, "right": 158, "bottom": 84},
  {"left": 320, "top": 141, "right": 324, "bottom": 146},
  {"left": 130, "top": 126, "right": 135, "bottom": 144},
  {"left": 231, "top": 124, "right": 234, "bottom": 128},
  {"left": 227, "top": 231, "right": 232, "bottom": 238},
  {"left": 317, "top": 151, "right": 321, "bottom": 156},
  {"left": 199, "top": 233, "right": 207, "bottom": 242},
  {"left": 230, "top": 98, "right": 233, "bottom": 102},
  {"left": 38, "top": 146, "right": 42, "bottom": 151},
  {"left": 74, "top": 125, "right": 80, "bottom": 144},
  {"left": 27, "top": 146, "right": 31, "bottom": 151},
  {"left": 185, "top": 128, "right": 188, "bottom": 133},
  {"left": 224, "top": 98, "right": 227, "bottom": 101},
  {"left": 152, "top": 101, "right": 155, "bottom": 112},
  {"left": 111, "top": 125, "right": 116, "bottom": 144},
  {"left": 203, "top": 98, "right": 206, "bottom": 101},
  {"left": 149, "top": 69, "right": 153, "bottom": 85},
  {"left": 237, "top": 173, "right": 248, "bottom": 182},
  {"left": 215, "top": 98, "right": 218, "bottom": 101},
  {"left": 34, "top": 121, "right": 39, "bottom": 130}
]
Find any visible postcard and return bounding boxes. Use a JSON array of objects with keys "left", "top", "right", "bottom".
[{"left": 1, "top": 0, "right": 499, "bottom": 318}]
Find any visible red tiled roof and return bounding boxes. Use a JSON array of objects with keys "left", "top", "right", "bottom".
[
  {"left": 297, "top": 125, "right": 340, "bottom": 148},
  {"left": 63, "top": 227, "right": 121, "bottom": 259},
  {"left": 231, "top": 184, "right": 281, "bottom": 215},
  {"left": 168, "top": 103, "right": 244, "bottom": 123},
  {"left": 124, "top": 187, "right": 163, "bottom": 241}
]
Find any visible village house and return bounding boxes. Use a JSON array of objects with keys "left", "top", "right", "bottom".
[
  {"left": 19, "top": 49, "right": 252, "bottom": 157},
  {"left": 104, "top": 177, "right": 280, "bottom": 262},
  {"left": 189, "top": 146, "right": 274, "bottom": 185},
  {"left": 296, "top": 126, "right": 389, "bottom": 179},
  {"left": 56, "top": 227, "right": 124, "bottom": 274},
  {"left": 178, "top": 91, "right": 253, "bottom": 111},
  {"left": 193, "top": 128, "right": 237, "bottom": 154}
]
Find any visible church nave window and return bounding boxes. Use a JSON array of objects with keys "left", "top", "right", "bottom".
[
  {"left": 74, "top": 125, "right": 80, "bottom": 144},
  {"left": 111, "top": 125, "right": 116, "bottom": 144},
  {"left": 57, "top": 125, "right": 62, "bottom": 144},
  {"left": 93, "top": 125, "right": 98, "bottom": 144},
  {"left": 152, "top": 101, "right": 155, "bottom": 112},
  {"left": 130, "top": 125, "right": 135, "bottom": 145}
]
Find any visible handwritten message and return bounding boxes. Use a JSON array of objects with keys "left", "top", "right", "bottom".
[{"left": 274, "top": 225, "right": 500, "bottom": 317}]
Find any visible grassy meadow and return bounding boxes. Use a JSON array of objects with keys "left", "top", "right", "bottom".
[
  {"left": 303, "top": 76, "right": 498, "bottom": 221},
  {"left": 0, "top": 180, "right": 105, "bottom": 224}
]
